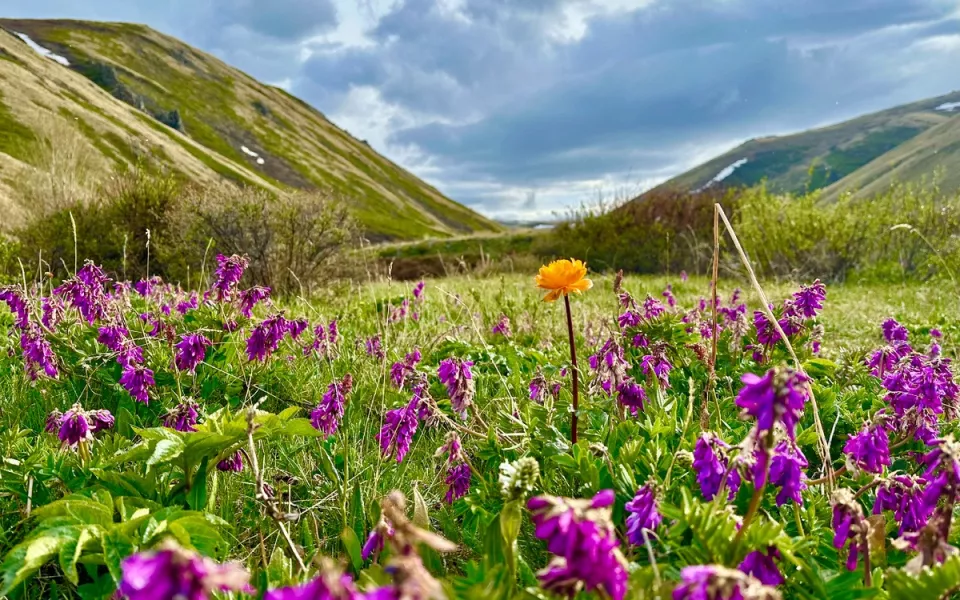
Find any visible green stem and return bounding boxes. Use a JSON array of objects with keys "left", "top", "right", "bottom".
[{"left": 563, "top": 294, "right": 579, "bottom": 445}]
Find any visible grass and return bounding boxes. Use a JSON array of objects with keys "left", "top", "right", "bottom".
[
  {"left": 0, "top": 91, "right": 35, "bottom": 162},
  {"left": 0, "top": 260, "right": 959, "bottom": 597}
]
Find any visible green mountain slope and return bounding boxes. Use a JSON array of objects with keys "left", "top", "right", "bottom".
[
  {"left": 644, "top": 91, "right": 960, "bottom": 197},
  {"left": 0, "top": 18, "right": 501, "bottom": 240}
]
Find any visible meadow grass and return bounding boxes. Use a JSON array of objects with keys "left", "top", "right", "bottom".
[{"left": 0, "top": 268, "right": 958, "bottom": 598}]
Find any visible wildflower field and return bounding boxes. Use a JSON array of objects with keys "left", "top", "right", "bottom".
[{"left": 1, "top": 255, "right": 959, "bottom": 600}]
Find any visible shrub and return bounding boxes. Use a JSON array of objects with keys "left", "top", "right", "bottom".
[{"left": 167, "top": 185, "right": 357, "bottom": 295}]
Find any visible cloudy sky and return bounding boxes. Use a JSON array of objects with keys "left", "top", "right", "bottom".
[{"left": 6, "top": 0, "right": 960, "bottom": 220}]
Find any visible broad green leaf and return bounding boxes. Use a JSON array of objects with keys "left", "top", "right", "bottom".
[
  {"left": 341, "top": 527, "right": 363, "bottom": 572},
  {"left": 267, "top": 546, "right": 294, "bottom": 586},
  {"left": 58, "top": 527, "right": 98, "bottom": 585},
  {"left": 0, "top": 532, "right": 72, "bottom": 595},
  {"left": 32, "top": 497, "right": 114, "bottom": 527},
  {"left": 147, "top": 438, "right": 185, "bottom": 467},
  {"left": 187, "top": 457, "right": 209, "bottom": 511},
  {"left": 101, "top": 528, "right": 134, "bottom": 584}
]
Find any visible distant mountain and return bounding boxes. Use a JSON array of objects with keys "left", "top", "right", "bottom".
[
  {"left": 0, "top": 19, "right": 501, "bottom": 240},
  {"left": 640, "top": 91, "right": 960, "bottom": 199}
]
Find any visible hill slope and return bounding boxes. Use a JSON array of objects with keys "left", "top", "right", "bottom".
[
  {"left": 644, "top": 91, "right": 960, "bottom": 197},
  {"left": 0, "top": 19, "right": 500, "bottom": 240}
]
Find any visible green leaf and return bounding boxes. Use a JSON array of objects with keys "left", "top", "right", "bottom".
[
  {"left": 887, "top": 555, "right": 960, "bottom": 600},
  {"left": 277, "top": 418, "right": 326, "bottom": 437},
  {"left": 58, "top": 527, "right": 98, "bottom": 585},
  {"left": 101, "top": 528, "right": 134, "bottom": 584},
  {"left": 0, "top": 532, "right": 72, "bottom": 595},
  {"left": 187, "top": 457, "right": 209, "bottom": 511},
  {"left": 147, "top": 438, "right": 185, "bottom": 467},
  {"left": 32, "top": 497, "right": 114, "bottom": 527},
  {"left": 341, "top": 527, "right": 363, "bottom": 571},
  {"left": 267, "top": 546, "right": 294, "bottom": 586},
  {"left": 76, "top": 574, "right": 117, "bottom": 600}
]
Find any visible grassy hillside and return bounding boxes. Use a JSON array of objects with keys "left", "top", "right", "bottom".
[
  {"left": 0, "top": 19, "right": 501, "bottom": 239},
  {"left": 645, "top": 91, "right": 960, "bottom": 196}
]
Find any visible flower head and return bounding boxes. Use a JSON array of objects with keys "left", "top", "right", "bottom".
[
  {"left": 164, "top": 400, "right": 200, "bottom": 432},
  {"left": 376, "top": 393, "right": 422, "bottom": 463},
  {"left": 365, "top": 335, "right": 385, "bottom": 360},
  {"left": 174, "top": 333, "right": 211, "bottom": 373},
  {"left": 89, "top": 409, "right": 115, "bottom": 433},
  {"left": 617, "top": 379, "right": 648, "bottom": 416},
  {"left": 527, "top": 491, "right": 628, "bottom": 600},
  {"left": 20, "top": 324, "right": 59, "bottom": 379},
  {"left": 739, "top": 548, "right": 784, "bottom": 587},
  {"left": 492, "top": 314, "right": 512, "bottom": 337},
  {"left": 238, "top": 286, "right": 271, "bottom": 318},
  {"left": 767, "top": 441, "right": 807, "bottom": 506},
  {"left": 120, "top": 363, "right": 155, "bottom": 404},
  {"left": 831, "top": 488, "right": 868, "bottom": 570},
  {"left": 119, "top": 541, "right": 249, "bottom": 600},
  {"left": 58, "top": 405, "right": 92, "bottom": 447},
  {"left": 438, "top": 357, "right": 475, "bottom": 418},
  {"left": 843, "top": 422, "right": 891, "bottom": 474},
  {"left": 499, "top": 457, "right": 540, "bottom": 502},
  {"left": 693, "top": 433, "right": 741, "bottom": 501},
  {"left": 217, "top": 451, "right": 244, "bottom": 472},
  {"left": 0, "top": 287, "right": 29, "bottom": 328},
  {"left": 211, "top": 254, "right": 249, "bottom": 301},
  {"left": 735, "top": 367, "right": 809, "bottom": 439},
  {"left": 535, "top": 259, "right": 593, "bottom": 302},
  {"left": 310, "top": 374, "right": 353, "bottom": 437},
  {"left": 625, "top": 484, "right": 662, "bottom": 545},
  {"left": 673, "top": 565, "right": 780, "bottom": 600}
]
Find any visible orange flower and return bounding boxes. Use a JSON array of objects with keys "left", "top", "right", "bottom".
[{"left": 535, "top": 258, "right": 593, "bottom": 302}]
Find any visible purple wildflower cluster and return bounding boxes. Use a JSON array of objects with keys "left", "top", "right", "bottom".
[
  {"left": 436, "top": 433, "right": 471, "bottom": 503},
  {"left": 693, "top": 433, "right": 741, "bottom": 501},
  {"left": 588, "top": 338, "right": 630, "bottom": 396},
  {"left": 1, "top": 286, "right": 59, "bottom": 380},
  {"left": 46, "top": 403, "right": 113, "bottom": 447},
  {"left": 174, "top": 333, "right": 211, "bottom": 373},
  {"left": 751, "top": 280, "right": 825, "bottom": 358},
  {"left": 735, "top": 367, "right": 809, "bottom": 440},
  {"left": 437, "top": 357, "right": 475, "bottom": 418},
  {"left": 365, "top": 334, "right": 385, "bottom": 360},
  {"left": 673, "top": 565, "right": 779, "bottom": 600},
  {"left": 54, "top": 262, "right": 111, "bottom": 324},
  {"left": 118, "top": 542, "right": 249, "bottom": 600},
  {"left": 624, "top": 484, "right": 662, "bottom": 545},
  {"left": 527, "top": 490, "right": 628, "bottom": 600},
  {"left": 164, "top": 400, "right": 200, "bottom": 432},
  {"left": 310, "top": 374, "right": 353, "bottom": 437},
  {"left": 491, "top": 314, "right": 512, "bottom": 337},
  {"left": 246, "top": 313, "right": 300, "bottom": 362},
  {"left": 390, "top": 348, "right": 422, "bottom": 389},
  {"left": 211, "top": 254, "right": 249, "bottom": 301},
  {"left": 389, "top": 280, "right": 425, "bottom": 323},
  {"left": 529, "top": 368, "right": 562, "bottom": 405},
  {"left": 217, "top": 451, "right": 244, "bottom": 472},
  {"left": 376, "top": 387, "right": 426, "bottom": 463},
  {"left": 305, "top": 319, "right": 339, "bottom": 359}
]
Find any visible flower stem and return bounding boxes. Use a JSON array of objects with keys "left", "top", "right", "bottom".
[
  {"left": 563, "top": 294, "right": 579, "bottom": 445},
  {"left": 735, "top": 438, "right": 770, "bottom": 546}
]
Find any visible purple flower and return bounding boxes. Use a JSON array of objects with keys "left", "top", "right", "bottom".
[
  {"left": 625, "top": 484, "right": 662, "bottom": 545},
  {"left": 45, "top": 410, "right": 62, "bottom": 433},
  {"left": 754, "top": 310, "right": 780, "bottom": 347},
  {"left": 693, "top": 433, "right": 740, "bottom": 501},
  {"left": 529, "top": 369, "right": 561, "bottom": 405},
  {"left": 643, "top": 296, "right": 666, "bottom": 320},
  {"left": 919, "top": 436, "right": 960, "bottom": 511},
  {"left": 119, "top": 543, "right": 249, "bottom": 600},
  {"left": 412, "top": 280, "right": 425, "bottom": 300},
  {"left": 139, "top": 312, "right": 163, "bottom": 337},
  {"left": 883, "top": 318, "right": 910, "bottom": 343},
  {"left": 286, "top": 318, "right": 308, "bottom": 340},
  {"left": 843, "top": 423, "right": 891, "bottom": 474},
  {"left": 437, "top": 433, "right": 471, "bottom": 503},
  {"left": 376, "top": 393, "right": 421, "bottom": 463},
  {"left": 238, "top": 286, "right": 271, "bottom": 318},
  {"left": 680, "top": 270, "right": 688, "bottom": 282},
  {"left": 735, "top": 367, "right": 809, "bottom": 440},
  {"left": 246, "top": 314, "right": 290, "bottom": 361},
  {"left": 217, "top": 451, "right": 244, "bottom": 472},
  {"left": 641, "top": 351, "right": 672, "bottom": 388},
  {"left": 739, "top": 548, "right": 784, "bottom": 586},
  {"left": 390, "top": 349, "right": 422, "bottom": 389},
  {"left": 0, "top": 287, "right": 29, "bottom": 328},
  {"left": 874, "top": 474, "right": 932, "bottom": 534},
  {"left": 662, "top": 285, "right": 676, "bottom": 308},
  {"left": 438, "top": 357, "right": 475, "bottom": 419},
  {"left": 120, "top": 364, "right": 155, "bottom": 404},
  {"left": 98, "top": 324, "right": 129, "bottom": 352},
  {"left": 211, "top": 254, "right": 249, "bottom": 301},
  {"left": 767, "top": 441, "right": 807, "bottom": 506},
  {"left": 617, "top": 379, "right": 648, "bottom": 416},
  {"left": 832, "top": 488, "right": 868, "bottom": 570},
  {"left": 618, "top": 310, "right": 642, "bottom": 329},
  {"left": 176, "top": 293, "right": 199, "bottom": 315},
  {"left": 54, "top": 262, "right": 111, "bottom": 324},
  {"left": 361, "top": 522, "right": 394, "bottom": 562},
  {"left": 673, "top": 565, "right": 768, "bottom": 600},
  {"left": 164, "top": 401, "right": 200, "bottom": 432},
  {"left": 304, "top": 320, "right": 339, "bottom": 359},
  {"left": 588, "top": 338, "right": 630, "bottom": 395},
  {"left": 444, "top": 462, "right": 471, "bottom": 504},
  {"left": 264, "top": 572, "right": 363, "bottom": 600},
  {"left": 790, "top": 280, "right": 826, "bottom": 319},
  {"left": 491, "top": 314, "right": 512, "bottom": 337},
  {"left": 89, "top": 409, "right": 115, "bottom": 433},
  {"left": 527, "top": 491, "right": 628, "bottom": 600},
  {"left": 365, "top": 335, "right": 385, "bottom": 360},
  {"left": 310, "top": 374, "right": 353, "bottom": 437},
  {"left": 58, "top": 405, "right": 91, "bottom": 446},
  {"left": 117, "top": 343, "right": 145, "bottom": 368},
  {"left": 20, "top": 324, "right": 59, "bottom": 379},
  {"left": 175, "top": 333, "right": 212, "bottom": 373},
  {"left": 41, "top": 296, "right": 64, "bottom": 329}
]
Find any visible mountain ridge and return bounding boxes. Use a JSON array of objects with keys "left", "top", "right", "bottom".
[
  {"left": 639, "top": 90, "right": 960, "bottom": 200},
  {"left": 0, "top": 18, "right": 501, "bottom": 240}
]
